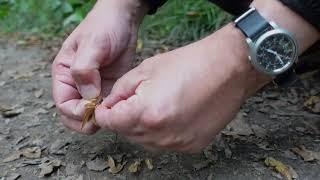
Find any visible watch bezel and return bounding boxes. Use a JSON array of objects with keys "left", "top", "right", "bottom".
[{"left": 247, "top": 28, "right": 298, "bottom": 76}]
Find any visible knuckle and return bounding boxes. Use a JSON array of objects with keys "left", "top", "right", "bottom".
[
  {"left": 157, "top": 135, "right": 183, "bottom": 149},
  {"left": 141, "top": 106, "right": 168, "bottom": 129},
  {"left": 87, "top": 34, "right": 110, "bottom": 50}
]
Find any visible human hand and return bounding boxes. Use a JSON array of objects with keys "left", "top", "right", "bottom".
[
  {"left": 95, "top": 24, "right": 270, "bottom": 152},
  {"left": 52, "top": 0, "right": 148, "bottom": 134}
]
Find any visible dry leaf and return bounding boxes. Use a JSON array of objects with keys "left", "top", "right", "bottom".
[
  {"left": 223, "top": 112, "right": 253, "bottom": 136},
  {"left": 304, "top": 96, "right": 320, "bottom": 113},
  {"left": 2, "top": 152, "right": 22, "bottom": 163},
  {"left": 128, "top": 160, "right": 142, "bottom": 173},
  {"left": 1, "top": 107, "right": 24, "bottom": 118},
  {"left": 6, "top": 173, "right": 21, "bottom": 180},
  {"left": 21, "top": 147, "right": 41, "bottom": 159},
  {"left": 34, "top": 89, "right": 44, "bottom": 98},
  {"left": 193, "top": 160, "right": 210, "bottom": 171},
  {"left": 291, "top": 146, "right": 320, "bottom": 162},
  {"left": 107, "top": 156, "right": 126, "bottom": 174},
  {"left": 86, "top": 158, "right": 108, "bottom": 172},
  {"left": 144, "top": 158, "right": 154, "bottom": 170},
  {"left": 137, "top": 39, "right": 144, "bottom": 51},
  {"left": 264, "top": 157, "right": 297, "bottom": 180},
  {"left": 82, "top": 96, "right": 102, "bottom": 129},
  {"left": 39, "top": 159, "right": 61, "bottom": 177}
]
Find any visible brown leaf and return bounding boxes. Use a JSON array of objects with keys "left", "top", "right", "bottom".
[
  {"left": 144, "top": 158, "right": 154, "bottom": 170},
  {"left": 107, "top": 156, "right": 126, "bottom": 174},
  {"left": 2, "top": 152, "right": 22, "bottom": 163},
  {"left": 39, "top": 159, "right": 61, "bottom": 177},
  {"left": 86, "top": 158, "right": 108, "bottom": 172},
  {"left": 304, "top": 96, "right": 320, "bottom": 113},
  {"left": 34, "top": 88, "right": 44, "bottom": 98},
  {"left": 193, "top": 160, "right": 210, "bottom": 171},
  {"left": 1, "top": 107, "right": 24, "bottom": 118},
  {"left": 264, "top": 157, "right": 298, "bottom": 180},
  {"left": 6, "top": 173, "right": 21, "bottom": 180},
  {"left": 223, "top": 112, "right": 253, "bottom": 136},
  {"left": 291, "top": 146, "right": 320, "bottom": 162},
  {"left": 21, "top": 147, "right": 41, "bottom": 159},
  {"left": 128, "top": 160, "right": 142, "bottom": 173}
]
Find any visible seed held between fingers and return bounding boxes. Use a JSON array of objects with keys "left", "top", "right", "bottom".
[{"left": 81, "top": 96, "right": 102, "bottom": 129}]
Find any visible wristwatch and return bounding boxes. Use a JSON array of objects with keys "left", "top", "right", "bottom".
[{"left": 234, "top": 7, "right": 299, "bottom": 87}]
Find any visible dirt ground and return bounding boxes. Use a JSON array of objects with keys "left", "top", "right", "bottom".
[{"left": 0, "top": 37, "right": 319, "bottom": 180}]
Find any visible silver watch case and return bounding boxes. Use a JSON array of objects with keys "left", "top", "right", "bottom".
[{"left": 246, "top": 22, "right": 299, "bottom": 76}]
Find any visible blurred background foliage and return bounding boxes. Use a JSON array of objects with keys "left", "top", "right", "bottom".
[{"left": 0, "top": 0, "right": 230, "bottom": 43}]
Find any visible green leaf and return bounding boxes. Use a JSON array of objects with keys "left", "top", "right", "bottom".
[{"left": 63, "top": 10, "right": 83, "bottom": 27}]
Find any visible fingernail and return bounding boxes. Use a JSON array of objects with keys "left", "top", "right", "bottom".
[{"left": 79, "top": 84, "right": 99, "bottom": 99}]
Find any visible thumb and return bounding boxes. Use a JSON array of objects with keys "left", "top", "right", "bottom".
[
  {"left": 71, "top": 42, "right": 108, "bottom": 99},
  {"left": 102, "top": 63, "right": 150, "bottom": 108}
]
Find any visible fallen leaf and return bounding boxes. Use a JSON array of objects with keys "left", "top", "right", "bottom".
[
  {"left": 6, "top": 173, "right": 21, "bottom": 180},
  {"left": 49, "top": 138, "right": 71, "bottom": 155},
  {"left": 291, "top": 146, "right": 320, "bottom": 162},
  {"left": 2, "top": 152, "right": 22, "bottom": 163},
  {"left": 223, "top": 112, "right": 253, "bottom": 136},
  {"left": 137, "top": 39, "right": 144, "bottom": 51},
  {"left": 33, "top": 108, "right": 48, "bottom": 115},
  {"left": 1, "top": 107, "right": 24, "bottom": 118},
  {"left": 128, "top": 160, "right": 142, "bottom": 173},
  {"left": 21, "top": 147, "right": 41, "bottom": 159},
  {"left": 251, "top": 124, "right": 267, "bottom": 138},
  {"left": 193, "top": 160, "right": 210, "bottom": 171},
  {"left": 107, "top": 156, "right": 126, "bottom": 174},
  {"left": 39, "top": 159, "right": 61, "bottom": 177},
  {"left": 264, "top": 157, "right": 297, "bottom": 180},
  {"left": 34, "top": 89, "right": 44, "bottom": 98},
  {"left": 304, "top": 96, "right": 320, "bottom": 113},
  {"left": 46, "top": 101, "right": 55, "bottom": 109},
  {"left": 144, "top": 158, "right": 154, "bottom": 170},
  {"left": 21, "top": 159, "right": 42, "bottom": 166},
  {"left": 15, "top": 134, "right": 30, "bottom": 145},
  {"left": 86, "top": 158, "right": 108, "bottom": 172}
]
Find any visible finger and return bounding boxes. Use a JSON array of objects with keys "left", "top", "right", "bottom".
[
  {"left": 60, "top": 116, "right": 100, "bottom": 135},
  {"left": 70, "top": 39, "right": 109, "bottom": 99},
  {"left": 95, "top": 95, "right": 144, "bottom": 135},
  {"left": 52, "top": 62, "right": 88, "bottom": 119},
  {"left": 102, "top": 63, "right": 150, "bottom": 108}
]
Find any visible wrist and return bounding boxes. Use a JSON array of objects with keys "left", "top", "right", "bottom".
[
  {"left": 202, "top": 24, "right": 270, "bottom": 100},
  {"left": 251, "top": 0, "right": 319, "bottom": 54},
  {"left": 95, "top": 0, "right": 149, "bottom": 25},
  {"left": 222, "top": 24, "right": 272, "bottom": 98}
]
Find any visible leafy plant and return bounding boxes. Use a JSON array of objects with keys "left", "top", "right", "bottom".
[{"left": 0, "top": 0, "right": 230, "bottom": 43}]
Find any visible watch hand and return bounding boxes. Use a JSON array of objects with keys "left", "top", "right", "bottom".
[
  {"left": 275, "top": 54, "right": 284, "bottom": 65},
  {"left": 266, "top": 49, "right": 277, "bottom": 55},
  {"left": 266, "top": 49, "right": 285, "bottom": 65}
]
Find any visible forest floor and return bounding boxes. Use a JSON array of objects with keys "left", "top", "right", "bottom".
[{"left": 0, "top": 36, "right": 319, "bottom": 180}]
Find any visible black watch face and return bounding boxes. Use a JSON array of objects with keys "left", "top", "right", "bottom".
[{"left": 255, "top": 32, "right": 297, "bottom": 74}]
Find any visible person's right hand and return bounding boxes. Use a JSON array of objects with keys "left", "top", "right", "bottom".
[{"left": 52, "top": 0, "right": 148, "bottom": 134}]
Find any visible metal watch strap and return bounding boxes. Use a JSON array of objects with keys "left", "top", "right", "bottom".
[{"left": 235, "top": 8, "right": 298, "bottom": 88}]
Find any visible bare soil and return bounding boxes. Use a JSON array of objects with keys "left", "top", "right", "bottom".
[{"left": 0, "top": 37, "right": 319, "bottom": 180}]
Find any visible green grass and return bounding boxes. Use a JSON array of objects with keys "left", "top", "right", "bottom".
[
  {"left": 141, "top": 0, "right": 231, "bottom": 43},
  {"left": 0, "top": 0, "right": 231, "bottom": 43}
]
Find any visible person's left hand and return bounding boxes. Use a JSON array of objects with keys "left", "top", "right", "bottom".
[{"left": 95, "top": 24, "right": 270, "bottom": 153}]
